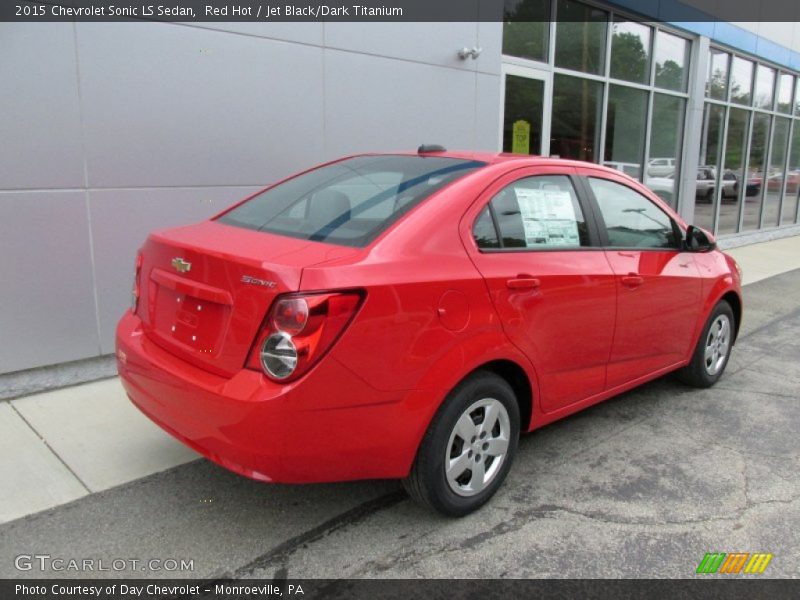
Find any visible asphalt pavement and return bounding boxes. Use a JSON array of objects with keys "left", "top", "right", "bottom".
[{"left": 1, "top": 267, "right": 798, "bottom": 580}]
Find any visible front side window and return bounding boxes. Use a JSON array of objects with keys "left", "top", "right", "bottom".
[
  {"left": 475, "top": 175, "right": 590, "bottom": 249},
  {"left": 588, "top": 177, "right": 679, "bottom": 249},
  {"left": 218, "top": 155, "right": 485, "bottom": 247}
]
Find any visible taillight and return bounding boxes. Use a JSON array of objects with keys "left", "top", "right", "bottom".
[
  {"left": 131, "top": 251, "right": 143, "bottom": 313},
  {"left": 246, "top": 291, "right": 363, "bottom": 382}
]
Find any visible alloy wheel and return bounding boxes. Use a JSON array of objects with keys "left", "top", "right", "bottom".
[
  {"left": 704, "top": 314, "right": 731, "bottom": 376},
  {"left": 445, "top": 398, "right": 511, "bottom": 497}
]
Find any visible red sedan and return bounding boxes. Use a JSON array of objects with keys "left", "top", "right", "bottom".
[{"left": 117, "top": 148, "right": 743, "bottom": 516}]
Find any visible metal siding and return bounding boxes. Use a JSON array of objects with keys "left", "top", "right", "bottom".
[{"left": 1, "top": 22, "right": 501, "bottom": 374}]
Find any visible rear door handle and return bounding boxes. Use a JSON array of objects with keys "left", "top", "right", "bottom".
[
  {"left": 506, "top": 275, "right": 540, "bottom": 290},
  {"left": 621, "top": 274, "right": 644, "bottom": 289}
]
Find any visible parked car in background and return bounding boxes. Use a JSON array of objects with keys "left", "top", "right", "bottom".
[
  {"left": 696, "top": 167, "right": 717, "bottom": 201},
  {"left": 603, "top": 161, "right": 642, "bottom": 179},
  {"left": 648, "top": 167, "right": 718, "bottom": 203},
  {"left": 720, "top": 169, "right": 738, "bottom": 198},
  {"left": 648, "top": 157, "right": 676, "bottom": 177},
  {"left": 644, "top": 173, "right": 676, "bottom": 204},
  {"left": 117, "top": 148, "right": 743, "bottom": 517},
  {"left": 766, "top": 171, "right": 800, "bottom": 194}
]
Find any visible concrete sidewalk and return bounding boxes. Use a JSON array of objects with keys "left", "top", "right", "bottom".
[{"left": 2, "top": 234, "right": 800, "bottom": 525}]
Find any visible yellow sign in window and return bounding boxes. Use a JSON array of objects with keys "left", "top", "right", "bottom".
[{"left": 512, "top": 120, "right": 531, "bottom": 155}]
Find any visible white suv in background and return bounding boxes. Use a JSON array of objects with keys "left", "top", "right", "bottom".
[{"left": 648, "top": 158, "right": 676, "bottom": 177}]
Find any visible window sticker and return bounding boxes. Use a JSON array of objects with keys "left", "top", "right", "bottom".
[{"left": 514, "top": 187, "right": 580, "bottom": 247}]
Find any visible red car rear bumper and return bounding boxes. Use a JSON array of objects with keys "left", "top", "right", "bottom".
[{"left": 116, "top": 311, "right": 431, "bottom": 483}]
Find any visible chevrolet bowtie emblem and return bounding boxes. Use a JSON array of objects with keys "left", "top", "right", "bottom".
[{"left": 171, "top": 257, "right": 192, "bottom": 273}]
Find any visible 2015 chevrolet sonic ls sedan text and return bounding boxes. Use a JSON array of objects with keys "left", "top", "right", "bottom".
[{"left": 116, "top": 148, "right": 743, "bottom": 516}]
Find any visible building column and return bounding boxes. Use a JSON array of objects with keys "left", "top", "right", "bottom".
[{"left": 678, "top": 35, "right": 710, "bottom": 224}]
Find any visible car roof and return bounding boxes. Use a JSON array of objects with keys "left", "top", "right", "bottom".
[{"left": 356, "top": 150, "right": 626, "bottom": 173}]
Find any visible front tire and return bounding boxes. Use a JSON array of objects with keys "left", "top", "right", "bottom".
[
  {"left": 677, "top": 300, "right": 735, "bottom": 388},
  {"left": 403, "top": 371, "right": 520, "bottom": 517}
]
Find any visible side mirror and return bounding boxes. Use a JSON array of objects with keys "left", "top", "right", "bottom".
[{"left": 685, "top": 225, "right": 716, "bottom": 252}]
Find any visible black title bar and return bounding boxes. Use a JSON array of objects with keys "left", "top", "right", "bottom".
[{"left": 4, "top": 0, "right": 800, "bottom": 22}]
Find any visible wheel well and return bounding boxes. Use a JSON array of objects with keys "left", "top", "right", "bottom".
[
  {"left": 721, "top": 291, "right": 742, "bottom": 342},
  {"left": 476, "top": 360, "right": 533, "bottom": 431}
]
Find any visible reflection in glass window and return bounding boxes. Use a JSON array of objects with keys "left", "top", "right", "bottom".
[
  {"left": 785, "top": 125, "right": 800, "bottom": 225},
  {"left": 717, "top": 108, "right": 750, "bottom": 236},
  {"left": 473, "top": 206, "right": 500, "bottom": 249},
  {"left": 763, "top": 117, "right": 790, "bottom": 228},
  {"left": 488, "top": 175, "right": 589, "bottom": 249},
  {"left": 604, "top": 85, "right": 647, "bottom": 180},
  {"left": 730, "top": 57, "right": 754, "bottom": 105},
  {"left": 503, "top": 75, "right": 544, "bottom": 155},
  {"left": 754, "top": 65, "right": 776, "bottom": 110},
  {"left": 588, "top": 178, "right": 678, "bottom": 249},
  {"left": 502, "top": 0, "right": 550, "bottom": 62},
  {"left": 654, "top": 30, "right": 689, "bottom": 91},
  {"left": 610, "top": 19, "right": 652, "bottom": 84},
  {"left": 555, "top": 0, "right": 608, "bottom": 75},
  {"left": 796, "top": 79, "right": 800, "bottom": 115},
  {"left": 645, "top": 94, "right": 685, "bottom": 208},
  {"left": 776, "top": 73, "right": 794, "bottom": 114},
  {"left": 706, "top": 49, "right": 730, "bottom": 100},
  {"left": 743, "top": 113, "right": 771, "bottom": 231},
  {"left": 551, "top": 74, "right": 603, "bottom": 162},
  {"left": 695, "top": 104, "right": 725, "bottom": 232}
]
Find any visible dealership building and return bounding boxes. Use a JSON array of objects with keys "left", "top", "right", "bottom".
[{"left": 2, "top": 1, "right": 800, "bottom": 380}]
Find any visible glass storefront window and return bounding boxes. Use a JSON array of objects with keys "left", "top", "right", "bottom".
[
  {"left": 717, "top": 108, "right": 750, "bottom": 235},
  {"left": 654, "top": 30, "right": 689, "bottom": 91},
  {"left": 645, "top": 94, "right": 685, "bottom": 208},
  {"left": 502, "top": 0, "right": 550, "bottom": 62},
  {"left": 603, "top": 85, "right": 647, "bottom": 179},
  {"left": 554, "top": 0, "right": 608, "bottom": 75},
  {"left": 609, "top": 19, "right": 652, "bottom": 84},
  {"left": 730, "top": 57, "right": 754, "bottom": 105},
  {"left": 796, "top": 79, "right": 800, "bottom": 115},
  {"left": 706, "top": 49, "right": 730, "bottom": 100},
  {"left": 785, "top": 124, "right": 800, "bottom": 224},
  {"left": 503, "top": 75, "right": 545, "bottom": 155},
  {"left": 743, "top": 113, "right": 771, "bottom": 231},
  {"left": 776, "top": 73, "right": 794, "bottom": 114},
  {"left": 763, "top": 117, "right": 790, "bottom": 227},
  {"left": 695, "top": 104, "right": 725, "bottom": 231},
  {"left": 551, "top": 74, "right": 603, "bottom": 162},
  {"left": 754, "top": 65, "right": 776, "bottom": 110}
]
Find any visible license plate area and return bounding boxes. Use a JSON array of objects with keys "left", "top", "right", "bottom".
[{"left": 151, "top": 284, "right": 230, "bottom": 357}]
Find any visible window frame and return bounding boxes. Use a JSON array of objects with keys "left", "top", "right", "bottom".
[
  {"left": 468, "top": 167, "right": 605, "bottom": 254},
  {"left": 581, "top": 173, "right": 685, "bottom": 251}
]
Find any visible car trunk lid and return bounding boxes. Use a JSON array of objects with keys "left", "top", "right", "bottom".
[{"left": 137, "top": 220, "right": 356, "bottom": 377}]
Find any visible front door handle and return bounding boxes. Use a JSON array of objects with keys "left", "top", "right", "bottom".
[
  {"left": 621, "top": 274, "right": 644, "bottom": 289},
  {"left": 506, "top": 275, "right": 541, "bottom": 290}
]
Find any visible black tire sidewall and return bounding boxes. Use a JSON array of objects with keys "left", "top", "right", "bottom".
[{"left": 417, "top": 373, "right": 520, "bottom": 517}]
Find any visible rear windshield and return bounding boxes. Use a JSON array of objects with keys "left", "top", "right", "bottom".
[{"left": 216, "top": 155, "right": 486, "bottom": 247}]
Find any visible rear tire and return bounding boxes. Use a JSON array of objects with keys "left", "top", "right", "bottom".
[
  {"left": 676, "top": 300, "right": 735, "bottom": 388},
  {"left": 403, "top": 371, "right": 520, "bottom": 517}
]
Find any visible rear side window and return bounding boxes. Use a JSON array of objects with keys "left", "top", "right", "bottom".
[
  {"left": 217, "top": 155, "right": 485, "bottom": 247},
  {"left": 473, "top": 207, "right": 500, "bottom": 249},
  {"left": 588, "top": 177, "right": 679, "bottom": 249},
  {"left": 474, "top": 175, "right": 590, "bottom": 249}
]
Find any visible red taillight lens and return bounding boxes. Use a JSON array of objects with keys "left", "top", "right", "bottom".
[
  {"left": 131, "top": 251, "right": 143, "bottom": 313},
  {"left": 271, "top": 297, "right": 309, "bottom": 335},
  {"left": 247, "top": 291, "right": 363, "bottom": 382}
]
